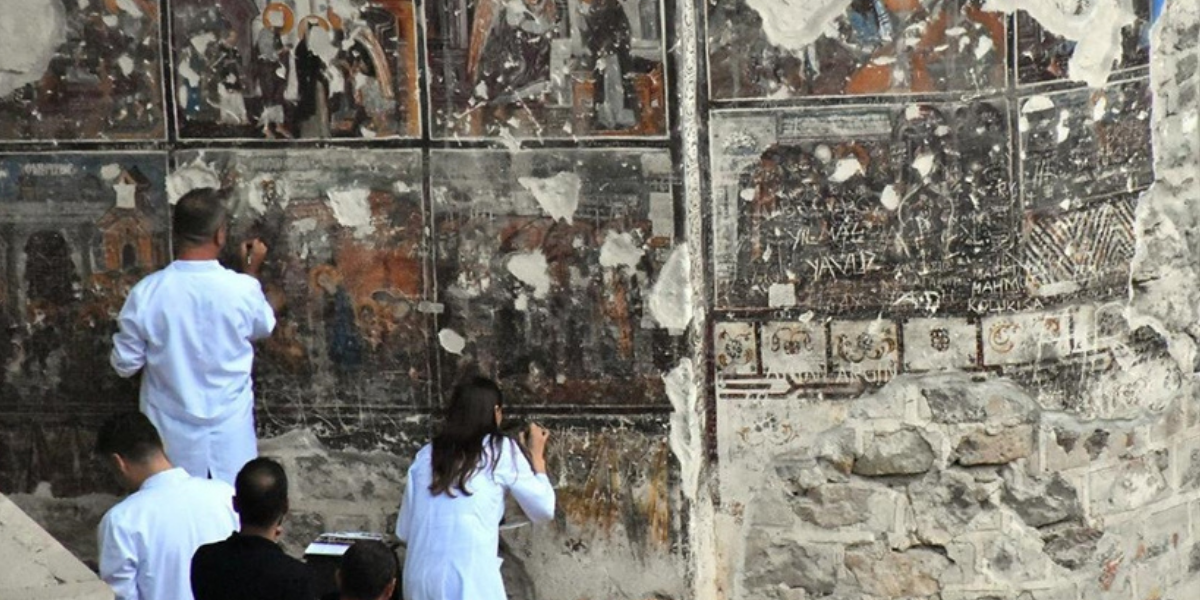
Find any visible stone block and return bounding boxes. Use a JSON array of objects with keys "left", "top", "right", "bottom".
[
  {"left": 1039, "top": 522, "right": 1104, "bottom": 571},
  {"left": 979, "top": 523, "right": 1056, "bottom": 585},
  {"left": 1040, "top": 423, "right": 1126, "bottom": 473},
  {"left": 742, "top": 530, "right": 840, "bottom": 597},
  {"left": 1001, "top": 467, "right": 1083, "bottom": 528},
  {"left": 0, "top": 494, "right": 111, "bottom": 600},
  {"left": 1089, "top": 458, "right": 1169, "bottom": 516},
  {"left": 953, "top": 426, "right": 1034, "bottom": 466},
  {"left": 918, "top": 376, "right": 1037, "bottom": 426},
  {"left": 853, "top": 429, "right": 936, "bottom": 476},
  {"left": 1175, "top": 434, "right": 1200, "bottom": 490},
  {"left": 907, "top": 470, "right": 996, "bottom": 545},
  {"left": 8, "top": 493, "right": 117, "bottom": 570},
  {"left": 844, "top": 545, "right": 949, "bottom": 598}
]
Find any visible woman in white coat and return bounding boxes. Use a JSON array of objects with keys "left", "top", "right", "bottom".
[{"left": 395, "top": 376, "right": 555, "bottom": 600}]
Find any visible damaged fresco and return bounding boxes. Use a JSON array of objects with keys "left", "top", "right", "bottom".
[
  {"left": 426, "top": 0, "right": 668, "bottom": 138},
  {"left": 706, "top": 0, "right": 1007, "bottom": 100},
  {"left": 171, "top": 149, "right": 431, "bottom": 443},
  {"left": 711, "top": 100, "right": 1015, "bottom": 314},
  {"left": 0, "top": 0, "right": 164, "bottom": 140},
  {"left": 0, "top": 152, "right": 168, "bottom": 495},
  {"left": 171, "top": 0, "right": 421, "bottom": 139},
  {"left": 432, "top": 149, "right": 681, "bottom": 407}
]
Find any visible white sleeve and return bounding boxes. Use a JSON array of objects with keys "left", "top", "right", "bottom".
[
  {"left": 395, "top": 465, "right": 415, "bottom": 543},
  {"left": 110, "top": 291, "right": 146, "bottom": 378},
  {"left": 498, "top": 438, "right": 555, "bottom": 524},
  {"left": 246, "top": 281, "right": 276, "bottom": 342},
  {"left": 98, "top": 511, "right": 140, "bottom": 600}
]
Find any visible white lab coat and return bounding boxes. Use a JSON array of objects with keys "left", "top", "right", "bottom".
[
  {"left": 98, "top": 467, "right": 239, "bottom": 600},
  {"left": 111, "top": 260, "right": 276, "bottom": 484},
  {"left": 395, "top": 436, "right": 555, "bottom": 600}
]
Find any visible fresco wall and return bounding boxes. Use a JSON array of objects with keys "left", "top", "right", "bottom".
[
  {"left": 5, "top": 0, "right": 1200, "bottom": 599},
  {"left": 0, "top": 0, "right": 687, "bottom": 597}
]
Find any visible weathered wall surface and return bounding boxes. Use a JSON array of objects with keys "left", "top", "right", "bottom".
[
  {"left": 3, "top": 0, "right": 1200, "bottom": 599},
  {"left": 0, "top": 2, "right": 688, "bottom": 600},
  {"left": 708, "top": 0, "right": 1200, "bottom": 599}
]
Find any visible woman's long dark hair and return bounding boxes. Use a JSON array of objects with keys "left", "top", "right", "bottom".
[{"left": 429, "top": 376, "right": 506, "bottom": 497}]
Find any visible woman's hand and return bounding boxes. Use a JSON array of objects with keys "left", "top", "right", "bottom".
[{"left": 520, "top": 423, "right": 550, "bottom": 474}]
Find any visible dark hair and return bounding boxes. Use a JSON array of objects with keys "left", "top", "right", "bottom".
[
  {"left": 339, "top": 540, "right": 397, "bottom": 600},
  {"left": 429, "top": 376, "right": 505, "bottom": 497},
  {"left": 174, "top": 188, "right": 228, "bottom": 249},
  {"left": 95, "top": 412, "right": 164, "bottom": 463},
  {"left": 234, "top": 458, "right": 289, "bottom": 529}
]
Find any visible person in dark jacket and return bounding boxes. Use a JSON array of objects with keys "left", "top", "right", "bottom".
[{"left": 192, "top": 458, "right": 317, "bottom": 600}]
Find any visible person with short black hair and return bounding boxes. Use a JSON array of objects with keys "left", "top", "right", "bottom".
[
  {"left": 332, "top": 540, "right": 398, "bottom": 600},
  {"left": 191, "top": 458, "right": 317, "bottom": 600},
  {"left": 111, "top": 187, "right": 276, "bottom": 484},
  {"left": 96, "top": 412, "right": 239, "bottom": 600}
]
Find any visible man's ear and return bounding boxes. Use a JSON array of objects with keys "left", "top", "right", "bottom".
[
  {"left": 381, "top": 577, "right": 397, "bottom": 600},
  {"left": 232, "top": 495, "right": 242, "bottom": 515}
]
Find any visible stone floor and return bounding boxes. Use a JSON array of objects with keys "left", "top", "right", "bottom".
[{"left": 0, "top": 492, "right": 111, "bottom": 600}]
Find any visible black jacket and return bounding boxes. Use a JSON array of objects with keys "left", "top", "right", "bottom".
[{"left": 192, "top": 532, "right": 317, "bottom": 600}]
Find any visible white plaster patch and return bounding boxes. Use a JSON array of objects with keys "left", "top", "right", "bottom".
[
  {"left": 114, "top": 0, "right": 142, "bottom": 17},
  {"left": 665, "top": 359, "right": 701, "bottom": 501},
  {"left": 100, "top": 164, "right": 122, "bottom": 181},
  {"left": 975, "top": 34, "right": 994, "bottom": 60},
  {"left": 880, "top": 184, "right": 901, "bottom": 211},
  {"left": 327, "top": 188, "right": 375, "bottom": 238},
  {"left": 306, "top": 27, "right": 339, "bottom": 63},
  {"left": 768, "top": 283, "right": 796, "bottom": 308},
  {"left": 1022, "top": 95, "right": 1055, "bottom": 114},
  {"left": 0, "top": 0, "right": 67, "bottom": 97},
  {"left": 438, "top": 329, "right": 467, "bottom": 355},
  {"left": 178, "top": 59, "right": 201, "bottom": 87},
  {"left": 1056, "top": 110, "right": 1072, "bottom": 143},
  {"left": 744, "top": 0, "right": 853, "bottom": 54},
  {"left": 913, "top": 153, "right": 936, "bottom": 179},
  {"left": 507, "top": 251, "right": 551, "bottom": 299},
  {"left": 167, "top": 159, "right": 221, "bottom": 204},
  {"left": 393, "top": 181, "right": 413, "bottom": 194},
  {"left": 190, "top": 33, "right": 217, "bottom": 54},
  {"left": 985, "top": 0, "right": 1136, "bottom": 88},
  {"left": 518, "top": 172, "right": 582, "bottom": 223},
  {"left": 117, "top": 55, "right": 134, "bottom": 76},
  {"left": 829, "top": 157, "right": 863, "bottom": 183},
  {"left": 648, "top": 244, "right": 693, "bottom": 332},
  {"left": 599, "top": 232, "right": 644, "bottom": 269},
  {"left": 1092, "top": 95, "right": 1109, "bottom": 121}
]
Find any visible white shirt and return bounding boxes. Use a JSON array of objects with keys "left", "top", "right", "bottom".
[
  {"left": 99, "top": 467, "right": 239, "bottom": 600},
  {"left": 111, "top": 260, "right": 276, "bottom": 483},
  {"left": 395, "top": 437, "right": 555, "bottom": 600}
]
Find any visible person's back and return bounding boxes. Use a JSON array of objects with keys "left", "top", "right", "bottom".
[
  {"left": 192, "top": 458, "right": 316, "bottom": 600},
  {"left": 111, "top": 187, "right": 274, "bottom": 483},
  {"left": 95, "top": 413, "right": 239, "bottom": 600},
  {"left": 120, "top": 261, "right": 272, "bottom": 421},
  {"left": 395, "top": 378, "right": 554, "bottom": 600}
]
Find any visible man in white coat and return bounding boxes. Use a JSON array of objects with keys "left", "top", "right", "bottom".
[
  {"left": 96, "top": 412, "right": 240, "bottom": 600},
  {"left": 111, "top": 187, "right": 275, "bottom": 484}
]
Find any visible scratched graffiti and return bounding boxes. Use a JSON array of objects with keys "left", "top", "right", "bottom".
[
  {"left": 425, "top": 0, "right": 668, "bottom": 138},
  {"left": 710, "top": 101, "right": 1015, "bottom": 314},
  {"left": 172, "top": 149, "right": 431, "bottom": 430},
  {"left": 432, "top": 149, "right": 679, "bottom": 406},
  {"left": 171, "top": 0, "right": 421, "bottom": 139},
  {"left": 0, "top": 0, "right": 164, "bottom": 140},
  {"left": 706, "top": 0, "right": 1007, "bottom": 100}
]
